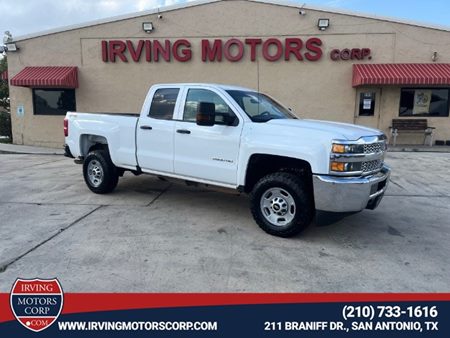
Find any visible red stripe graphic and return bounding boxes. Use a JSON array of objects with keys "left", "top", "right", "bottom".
[
  {"left": 352, "top": 63, "right": 450, "bottom": 87},
  {"left": 10, "top": 66, "right": 78, "bottom": 88},
  {"left": 2, "top": 293, "right": 450, "bottom": 323}
]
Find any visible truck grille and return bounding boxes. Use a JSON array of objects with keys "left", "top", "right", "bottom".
[
  {"left": 363, "top": 142, "right": 385, "bottom": 154},
  {"left": 362, "top": 159, "right": 383, "bottom": 173}
]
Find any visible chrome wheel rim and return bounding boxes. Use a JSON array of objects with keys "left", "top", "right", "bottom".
[
  {"left": 260, "top": 187, "right": 296, "bottom": 226},
  {"left": 87, "top": 159, "right": 104, "bottom": 187}
]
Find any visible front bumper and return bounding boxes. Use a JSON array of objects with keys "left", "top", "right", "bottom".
[{"left": 312, "top": 165, "right": 391, "bottom": 212}]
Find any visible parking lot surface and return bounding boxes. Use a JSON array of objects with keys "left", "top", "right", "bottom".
[{"left": 0, "top": 152, "right": 449, "bottom": 292}]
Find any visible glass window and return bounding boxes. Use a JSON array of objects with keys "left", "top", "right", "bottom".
[
  {"left": 33, "top": 89, "right": 76, "bottom": 115},
  {"left": 359, "top": 92, "right": 376, "bottom": 116},
  {"left": 149, "top": 88, "right": 179, "bottom": 120},
  {"left": 399, "top": 88, "right": 449, "bottom": 117},
  {"left": 183, "top": 89, "right": 238, "bottom": 126},
  {"left": 226, "top": 90, "right": 297, "bottom": 122}
]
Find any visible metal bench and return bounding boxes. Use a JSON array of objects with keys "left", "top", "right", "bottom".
[{"left": 389, "top": 119, "right": 435, "bottom": 146}]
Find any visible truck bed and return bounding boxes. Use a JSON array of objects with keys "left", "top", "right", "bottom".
[
  {"left": 65, "top": 112, "right": 139, "bottom": 169},
  {"left": 76, "top": 112, "right": 140, "bottom": 117}
]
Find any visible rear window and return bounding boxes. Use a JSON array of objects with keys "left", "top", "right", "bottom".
[{"left": 149, "top": 88, "right": 180, "bottom": 120}]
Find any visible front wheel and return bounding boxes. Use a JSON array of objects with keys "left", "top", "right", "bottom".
[
  {"left": 83, "top": 149, "right": 119, "bottom": 194},
  {"left": 250, "top": 172, "right": 314, "bottom": 237}
]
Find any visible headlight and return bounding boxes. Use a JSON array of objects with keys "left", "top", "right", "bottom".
[
  {"left": 331, "top": 143, "right": 364, "bottom": 154},
  {"left": 331, "top": 144, "right": 346, "bottom": 153},
  {"left": 330, "top": 141, "right": 366, "bottom": 174},
  {"left": 330, "top": 161, "right": 363, "bottom": 172}
]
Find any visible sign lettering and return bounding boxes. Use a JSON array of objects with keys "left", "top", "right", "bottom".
[{"left": 100, "top": 38, "right": 371, "bottom": 63}]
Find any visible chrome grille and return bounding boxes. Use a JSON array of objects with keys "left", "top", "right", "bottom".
[
  {"left": 363, "top": 142, "right": 385, "bottom": 154},
  {"left": 362, "top": 159, "right": 383, "bottom": 173}
]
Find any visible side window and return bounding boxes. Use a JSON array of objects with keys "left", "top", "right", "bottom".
[
  {"left": 149, "top": 88, "right": 180, "bottom": 120},
  {"left": 183, "top": 89, "right": 238, "bottom": 126}
]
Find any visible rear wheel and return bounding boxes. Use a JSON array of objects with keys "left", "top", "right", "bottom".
[
  {"left": 250, "top": 172, "right": 314, "bottom": 237},
  {"left": 83, "top": 149, "right": 119, "bottom": 194}
]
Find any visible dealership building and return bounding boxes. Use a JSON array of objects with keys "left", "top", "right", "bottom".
[{"left": 5, "top": 0, "right": 450, "bottom": 147}]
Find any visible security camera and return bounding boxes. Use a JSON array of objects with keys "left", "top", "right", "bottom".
[
  {"left": 299, "top": 9, "right": 306, "bottom": 16},
  {"left": 157, "top": 14, "right": 163, "bottom": 19}
]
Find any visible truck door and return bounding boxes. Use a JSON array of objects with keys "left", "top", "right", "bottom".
[
  {"left": 174, "top": 88, "right": 243, "bottom": 185},
  {"left": 136, "top": 87, "right": 181, "bottom": 173}
]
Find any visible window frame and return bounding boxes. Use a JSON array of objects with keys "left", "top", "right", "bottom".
[
  {"left": 32, "top": 88, "right": 76, "bottom": 116},
  {"left": 399, "top": 87, "right": 450, "bottom": 118}
]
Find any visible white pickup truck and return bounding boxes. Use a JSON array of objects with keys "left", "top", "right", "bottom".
[{"left": 64, "top": 83, "right": 390, "bottom": 237}]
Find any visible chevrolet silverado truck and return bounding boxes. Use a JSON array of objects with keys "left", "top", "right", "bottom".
[{"left": 64, "top": 83, "right": 390, "bottom": 237}]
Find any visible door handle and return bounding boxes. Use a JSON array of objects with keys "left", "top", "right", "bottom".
[
  {"left": 140, "top": 125, "right": 152, "bottom": 130},
  {"left": 176, "top": 129, "right": 191, "bottom": 134}
]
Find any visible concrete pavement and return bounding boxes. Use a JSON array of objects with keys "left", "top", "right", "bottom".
[{"left": 0, "top": 152, "right": 449, "bottom": 292}]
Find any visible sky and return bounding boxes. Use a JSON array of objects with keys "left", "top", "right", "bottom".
[{"left": 1, "top": 0, "right": 450, "bottom": 40}]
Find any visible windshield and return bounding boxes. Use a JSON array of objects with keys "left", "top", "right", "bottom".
[{"left": 226, "top": 90, "right": 297, "bottom": 122}]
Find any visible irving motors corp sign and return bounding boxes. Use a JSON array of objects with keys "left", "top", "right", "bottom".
[{"left": 101, "top": 38, "right": 372, "bottom": 63}]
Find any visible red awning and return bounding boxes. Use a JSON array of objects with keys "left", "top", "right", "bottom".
[
  {"left": 10, "top": 66, "right": 78, "bottom": 88},
  {"left": 352, "top": 63, "right": 450, "bottom": 87},
  {"left": 0, "top": 70, "right": 7, "bottom": 81}
]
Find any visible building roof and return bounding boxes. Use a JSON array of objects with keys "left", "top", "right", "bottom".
[{"left": 14, "top": 0, "right": 450, "bottom": 42}]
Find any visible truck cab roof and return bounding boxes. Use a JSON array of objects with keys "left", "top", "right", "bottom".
[{"left": 153, "top": 83, "right": 256, "bottom": 92}]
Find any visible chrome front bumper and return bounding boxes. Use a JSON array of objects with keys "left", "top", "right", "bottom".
[{"left": 312, "top": 165, "right": 391, "bottom": 212}]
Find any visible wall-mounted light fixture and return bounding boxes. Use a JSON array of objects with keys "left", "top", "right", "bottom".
[
  {"left": 142, "top": 22, "right": 154, "bottom": 33},
  {"left": 5, "top": 43, "right": 18, "bottom": 52},
  {"left": 299, "top": 9, "right": 306, "bottom": 16},
  {"left": 318, "top": 18, "right": 330, "bottom": 31},
  {"left": 2, "top": 32, "right": 18, "bottom": 52},
  {"left": 432, "top": 51, "right": 438, "bottom": 62}
]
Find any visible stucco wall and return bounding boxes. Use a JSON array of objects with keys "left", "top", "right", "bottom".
[{"left": 7, "top": 0, "right": 450, "bottom": 147}]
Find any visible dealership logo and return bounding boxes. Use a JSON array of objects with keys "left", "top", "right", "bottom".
[{"left": 10, "top": 278, "right": 64, "bottom": 332}]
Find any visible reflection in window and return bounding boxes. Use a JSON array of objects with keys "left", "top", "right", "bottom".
[
  {"left": 227, "top": 90, "right": 296, "bottom": 122},
  {"left": 149, "top": 88, "right": 180, "bottom": 120},
  {"left": 399, "top": 88, "right": 449, "bottom": 117},
  {"left": 33, "top": 89, "right": 76, "bottom": 115},
  {"left": 183, "top": 89, "right": 238, "bottom": 126}
]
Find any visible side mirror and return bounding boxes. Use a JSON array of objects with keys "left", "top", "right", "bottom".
[{"left": 196, "top": 102, "right": 215, "bottom": 126}]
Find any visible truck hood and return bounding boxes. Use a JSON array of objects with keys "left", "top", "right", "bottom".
[{"left": 266, "top": 118, "right": 383, "bottom": 140}]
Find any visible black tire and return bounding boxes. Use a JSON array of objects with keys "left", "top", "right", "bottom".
[
  {"left": 250, "top": 172, "right": 314, "bottom": 237},
  {"left": 83, "top": 149, "right": 119, "bottom": 194}
]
